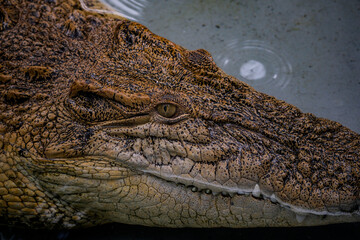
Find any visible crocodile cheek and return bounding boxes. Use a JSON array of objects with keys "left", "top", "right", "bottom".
[{"left": 73, "top": 116, "right": 358, "bottom": 218}]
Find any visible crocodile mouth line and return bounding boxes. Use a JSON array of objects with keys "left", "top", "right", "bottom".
[
  {"left": 37, "top": 152, "right": 359, "bottom": 220},
  {"left": 141, "top": 168, "right": 359, "bottom": 218}
]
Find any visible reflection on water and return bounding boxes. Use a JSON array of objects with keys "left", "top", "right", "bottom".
[
  {"left": 79, "top": 0, "right": 120, "bottom": 16},
  {"left": 102, "top": 0, "right": 148, "bottom": 21},
  {"left": 216, "top": 40, "right": 292, "bottom": 89},
  {"left": 80, "top": 0, "right": 147, "bottom": 20},
  {"left": 240, "top": 60, "right": 266, "bottom": 80}
]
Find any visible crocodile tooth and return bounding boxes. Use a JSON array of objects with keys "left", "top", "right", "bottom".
[
  {"left": 204, "top": 189, "right": 212, "bottom": 194},
  {"left": 296, "top": 214, "right": 306, "bottom": 223},
  {"left": 270, "top": 194, "right": 277, "bottom": 203},
  {"left": 252, "top": 184, "right": 261, "bottom": 198}
]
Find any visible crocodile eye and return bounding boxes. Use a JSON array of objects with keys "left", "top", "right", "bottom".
[{"left": 156, "top": 103, "right": 177, "bottom": 118}]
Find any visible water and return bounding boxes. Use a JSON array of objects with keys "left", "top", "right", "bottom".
[
  {"left": 217, "top": 40, "right": 292, "bottom": 88},
  {"left": 102, "top": 0, "right": 360, "bottom": 133},
  {"left": 1, "top": 222, "right": 360, "bottom": 240}
]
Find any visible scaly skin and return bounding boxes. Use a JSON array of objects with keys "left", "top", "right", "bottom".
[{"left": 0, "top": 0, "right": 359, "bottom": 229}]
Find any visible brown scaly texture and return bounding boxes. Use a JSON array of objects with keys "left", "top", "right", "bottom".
[{"left": 0, "top": 0, "right": 359, "bottom": 229}]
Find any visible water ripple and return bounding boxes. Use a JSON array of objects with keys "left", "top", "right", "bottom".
[{"left": 215, "top": 40, "right": 292, "bottom": 89}]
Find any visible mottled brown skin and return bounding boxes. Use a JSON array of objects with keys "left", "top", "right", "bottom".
[{"left": 0, "top": 0, "right": 359, "bottom": 229}]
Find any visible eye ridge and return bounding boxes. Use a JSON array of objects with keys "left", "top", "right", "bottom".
[
  {"left": 66, "top": 91, "right": 124, "bottom": 123},
  {"left": 156, "top": 103, "right": 177, "bottom": 118}
]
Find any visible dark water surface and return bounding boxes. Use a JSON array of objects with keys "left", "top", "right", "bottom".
[{"left": 1, "top": 222, "right": 360, "bottom": 240}]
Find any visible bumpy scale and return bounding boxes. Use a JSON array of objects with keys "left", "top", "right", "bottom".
[{"left": 0, "top": 0, "right": 359, "bottom": 229}]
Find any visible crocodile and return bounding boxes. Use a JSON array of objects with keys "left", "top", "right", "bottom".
[{"left": 0, "top": 0, "right": 359, "bottom": 229}]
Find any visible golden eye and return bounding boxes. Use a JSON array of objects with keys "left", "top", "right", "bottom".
[{"left": 156, "top": 103, "right": 177, "bottom": 118}]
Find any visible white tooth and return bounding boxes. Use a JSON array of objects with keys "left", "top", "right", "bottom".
[
  {"left": 270, "top": 194, "right": 277, "bottom": 203},
  {"left": 296, "top": 214, "right": 306, "bottom": 223},
  {"left": 252, "top": 184, "right": 261, "bottom": 198}
]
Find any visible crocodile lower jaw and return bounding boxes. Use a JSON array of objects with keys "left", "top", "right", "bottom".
[{"left": 142, "top": 169, "right": 359, "bottom": 219}]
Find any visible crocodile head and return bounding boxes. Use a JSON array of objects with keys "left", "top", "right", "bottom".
[
  {"left": 30, "top": 20, "right": 358, "bottom": 228},
  {"left": 0, "top": 1, "right": 358, "bottom": 228}
]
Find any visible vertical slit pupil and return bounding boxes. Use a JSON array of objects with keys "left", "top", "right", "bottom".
[{"left": 157, "top": 103, "right": 177, "bottom": 118}]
